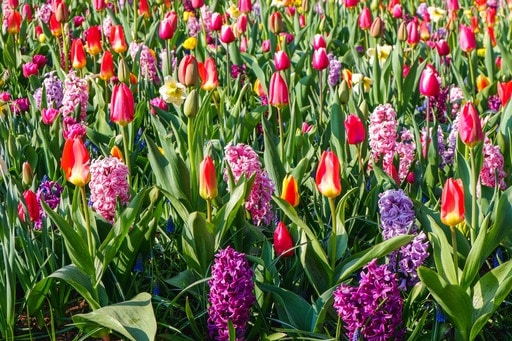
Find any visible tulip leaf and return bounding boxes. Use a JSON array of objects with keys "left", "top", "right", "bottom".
[
  {"left": 72, "top": 292, "right": 156, "bottom": 341},
  {"left": 482, "top": 187, "right": 512, "bottom": 259},
  {"left": 182, "top": 212, "right": 215, "bottom": 275},
  {"left": 417, "top": 266, "right": 471, "bottom": 340},
  {"left": 427, "top": 216, "right": 458, "bottom": 285},
  {"left": 262, "top": 118, "right": 285, "bottom": 194},
  {"left": 299, "top": 230, "right": 332, "bottom": 294}
]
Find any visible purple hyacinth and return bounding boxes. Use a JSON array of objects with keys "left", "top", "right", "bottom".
[
  {"left": 333, "top": 259, "right": 404, "bottom": 341},
  {"left": 208, "top": 246, "right": 255, "bottom": 341},
  {"left": 328, "top": 53, "right": 342, "bottom": 86},
  {"left": 379, "top": 189, "right": 429, "bottom": 289}
]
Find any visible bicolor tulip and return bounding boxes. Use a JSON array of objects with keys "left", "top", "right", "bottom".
[
  {"left": 6, "top": 11, "right": 21, "bottom": 34},
  {"left": 274, "top": 222, "right": 294, "bottom": 257},
  {"left": 274, "top": 51, "right": 290, "bottom": 71},
  {"left": 497, "top": 80, "right": 512, "bottom": 107},
  {"left": 358, "top": 7, "right": 372, "bottom": 30},
  {"left": 281, "top": 174, "right": 300, "bottom": 207},
  {"left": 198, "top": 57, "right": 219, "bottom": 91},
  {"left": 159, "top": 11, "right": 178, "bottom": 40},
  {"left": 18, "top": 190, "right": 40, "bottom": 223},
  {"left": 268, "top": 72, "right": 289, "bottom": 108},
  {"left": 199, "top": 156, "right": 218, "bottom": 201},
  {"left": 110, "top": 25, "right": 127, "bottom": 53},
  {"left": 55, "top": 1, "right": 70, "bottom": 23},
  {"left": 316, "top": 150, "right": 342, "bottom": 198},
  {"left": 85, "top": 26, "right": 102, "bottom": 56},
  {"left": 210, "top": 12, "right": 223, "bottom": 31},
  {"left": 22, "top": 162, "right": 33, "bottom": 186},
  {"left": 111, "top": 146, "right": 125, "bottom": 162},
  {"left": 138, "top": 0, "right": 150, "bottom": 18},
  {"left": 441, "top": 178, "right": 465, "bottom": 227},
  {"left": 178, "top": 55, "right": 199, "bottom": 87},
  {"left": 475, "top": 74, "right": 490, "bottom": 92},
  {"left": 312, "top": 47, "right": 329, "bottom": 70},
  {"left": 459, "top": 24, "right": 476, "bottom": 53},
  {"left": 345, "top": 114, "right": 366, "bottom": 145},
  {"left": 220, "top": 25, "right": 236, "bottom": 44},
  {"left": 458, "top": 102, "right": 483, "bottom": 148},
  {"left": 49, "top": 13, "right": 62, "bottom": 37},
  {"left": 419, "top": 64, "right": 440, "bottom": 97},
  {"left": 269, "top": 12, "right": 284, "bottom": 34},
  {"left": 71, "top": 39, "right": 87, "bottom": 69},
  {"left": 61, "top": 138, "right": 90, "bottom": 187},
  {"left": 312, "top": 34, "right": 326, "bottom": 50},
  {"left": 110, "top": 82, "right": 135, "bottom": 126},
  {"left": 99, "top": 50, "right": 114, "bottom": 82}
]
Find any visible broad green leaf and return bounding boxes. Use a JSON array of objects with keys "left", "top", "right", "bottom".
[
  {"left": 263, "top": 118, "right": 285, "bottom": 194},
  {"left": 483, "top": 187, "right": 512, "bottom": 259},
  {"left": 183, "top": 212, "right": 215, "bottom": 275},
  {"left": 73, "top": 292, "right": 156, "bottom": 341},
  {"left": 427, "top": 216, "right": 458, "bottom": 285},
  {"left": 299, "top": 230, "right": 332, "bottom": 294}
]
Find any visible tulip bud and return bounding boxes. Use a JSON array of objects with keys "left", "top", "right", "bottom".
[
  {"left": 178, "top": 55, "right": 199, "bottom": 87},
  {"left": 18, "top": 190, "right": 40, "bottom": 223},
  {"left": 117, "top": 57, "right": 130, "bottom": 83},
  {"left": 110, "top": 82, "right": 135, "bottom": 126},
  {"left": 441, "top": 178, "right": 465, "bottom": 227},
  {"left": 274, "top": 221, "right": 294, "bottom": 257},
  {"left": 268, "top": 72, "right": 289, "bottom": 108},
  {"left": 22, "top": 162, "right": 33, "bottom": 186},
  {"left": 316, "top": 150, "right": 342, "bottom": 198},
  {"left": 199, "top": 155, "right": 218, "bottom": 200},
  {"left": 345, "top": 114, "right": 366, "bottom": 145},
  {"left": 369, "top": 16, "right": 384, "bottom": 37},
  {"left": 339, "top": 80, "right": 350, "bottom": 104},
  {"left": 458, "top": 102, "right": 483, "bottom": 148},
  {"left": 419, "top": 64, "right": 440, "bottom": 97},
  {"left": 269, "top": 11, "right": 284, "bottom": 34},
  {"left": 397, "top": 21, "right": 407, "bottom": 41},
  {"left": 149, "top": 186, "right": 160, "bottom": 203},
  {"left": 184, "top": 89, "right": 199, "bottom": 118},
  {"left": 56, "top": 1, "right": 70, "bottom": 23},
  {"left": 281, "top": 175, "right": 300, "bottom": 207}
]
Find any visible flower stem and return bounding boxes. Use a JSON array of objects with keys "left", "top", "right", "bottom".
[
  {"left": 469, "top": 147, "right": 478, "bottom": 244},
  {"left": 278, "top": 107, "right": 284, "bottom": 164},
  {"left": 188, "top": 116, "right": 197, "bottom": 197},
  {"left": 328, "top": 197, "right": 337, "bottom": 270},
  {"left": 133, "top": 0, "right": 138, "bottom": 41},
  {"left": 80, "top": 186, "right": 94, "bottom": 259},
  {"left": 451, "top": 225, "right": 459, "bottom": 284},
  {"left": 207, "top": 199, "right": 212, "bottom": 223},
  {"left": 424, "top": 96, "right": 430, "bottom": 160},
  {"left": 468, "top": 51, "right": 475, "bottom": 95},
  {"left": 319, "top": 70, "right": 324, "bottom": 126},
  {"left": 121, "top": 125, "right": 131, "bottom": 187}
]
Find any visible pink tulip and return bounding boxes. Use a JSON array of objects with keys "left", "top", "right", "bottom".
[
  {"left": 358, "top": 7, "right": 372, "bottom": 30},
  {"left": 459, "top": 24, "right": 476, "bottom": 52},
  {"left": 274, "top": 51, "right": 290, "bottom": 71},
  {"left": 312, "top": 47, "right": 329, "bottom": 70},
  {"left": 312, "top": 34, "right": 326, "bottom": 50},
  {"left": 269, "top": 72, "right": 289, "bottom": 108},
  {"left": 419, "top": 64, "right": 440, "bottom": 97}
]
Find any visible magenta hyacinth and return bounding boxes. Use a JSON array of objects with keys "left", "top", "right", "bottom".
[
  {"left": 333, "top": 259, "right": 404, "bottom": 340},
  {"left": 89, "top": 156, "right": 130, "bottom": 223},
  {"left": 480, "top": 138, "right": 507, "bottom": 190},
  {"left": 208, "top": 246, "right": 255, "bottom": 341}
]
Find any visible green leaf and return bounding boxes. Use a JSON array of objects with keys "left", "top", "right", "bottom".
[
  {"left": 263, "top": 118, "right": 285, "bottom": 194},
  {"left": 182, "top": 212, "right": 215, "bottom": 275},
  {"left": 483, "top": 187, "right": 512, "bottom": 258},
  {"left": 427, "top": 216, "right": 458, "bottom": 285},
  {"left": 73, "top": 292, "right": 156, "bottom": 341},
  {"left": 417, "top": 266, "right": 471, "bottom": 340},
  {"left": 299, "top": 230, "right": 332, "bottom": 294}
]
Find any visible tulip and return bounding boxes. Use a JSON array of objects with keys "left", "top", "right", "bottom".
[
  {"left": 22, "top": 62, "right": 38, "bottom": 78},
  {"left": 92, "top": 0, "right": 106, "bottom": 11},
  {"left": 441, "top": 178, "right": 465, "bottom": 227},
  {"left": 111, "top": 145, "right": 125, "bottom": 162},
  {"left": 239, "top": 36, "right": 248, "bottom": 53},
  {"left": 274, "top": 221, "right": 294, "bottom": 257},
  {"left": 49, "top": 13, "right": 62, "bottom": 37},
  {"left": 18, "top": 190, "right": 40, "bottom": 223},
  {"left": 269, "top": 12, "right": 284, "bottom": 34},
  {"left": 268, "top": 72, "right": 289, "bottom": 108},
  {"left": 138, "top": 0, "right": 150, "bottom": 18},
  {"left": 384, "top": 163, "right": 400, "bottom": 185},
  {"left": 312, "top": 47, "right": 329, "bottom": 70},
  {"left": 61, "top": 138, "right": 90, "bottom": 187},
  {"left": 459, "top": 24, "right": 476, "bottom": 53},
  {"left": 210, "top": 12, "right": 223, "bottom": 31},
  {"left": 41, "top": 108, "right": 60, "bottom": 125},
  {"left": 345, "top": 0, "right": 359, "bottom": 7},
  {"left": 281, "top": 175, "right": 300, "bottom": 207},
  {"left": 369, "top": 16, "right": 384, "bottom": 37},
  {"left": 99, "top": 50, "right": 114, "bottom": 82},
  {"left": 274, "top": 51, "right": 290, "bottom": 71},
  {"left": 236, "top": 14, "right": 248, "bottom": 35},
  {"left": 56, "top": 1, "right": 70, "bottom": 23},
  {"left": 110, "top": 25, "right": 128, "bottom": 53},
  {"left": 345, "top": 114, "right": 366, "bottom": 145},
  {"left": 261, "top": 39, "right": 271, "bottom": 52},
  {"left": 475, "top": 74, "right": 489, "bottom": 92},
  {"left": 458, "top": 102, "right": 483, "bottom": 148},
  {"left": 22, "top": 162, "right": 33, "bottom": 186},
  {"left": 497, "top": 80, "right": 512, "bottom": 107},
  {"left": 391, "top": 4, "right": 402, "bottom": 18},
  {"left": 85, "top": 26, "right": 102, "bottom": 56},
  {"left": 358, "top": 7, "right": 372, "bottom": 30},
  {"left": 299, "top": 14, "right": 306, "bottom": 28},
  {"left": 419, "top": 64, "right": 440, "bottom": 97},
  {"left": 198, "top": 57, "right": 219, "bottom": 91},
  {"left": 316, "top": 150, "right": 341, "bottom": 198},
  {"left": 191, "top": 0, "right": 204, "bottom": 8},
  {"left": 446, "top": 0, "right": 459, "bottom": 13},
  {"left": 406, "top": 20, "right": 420, "bottom": 46},
  {"left": 436, "top": 39, "right": 450, "bottom": 56},
  {"left": 159, "top": 11, "right": 178, "bottom": 40},
  {"left": 220, "top": 25, "right": 236, "bottom": 44},
  {"left": 312, "top": 34, "right": 326, "bottom": 50},
  {"left": 110, "top": 83, "right": 135, "bottom": 126},
  {"left": 6, "top": 11, "right": 22, "bottom": 34},
  {"left": 199, "top": 156, "right": 218, "bottom": 201},
  {"left": 70, "top": 39, "right": 87, "bottom": 69},
  {"left": 178, "top": 55, "right": 199, "bottom": 87},
  {"left": 238, "top": 0, "right": 252, "bottom": 13},
  {"left": 22, "top": 4, "right": 33, "bottom": 21}
]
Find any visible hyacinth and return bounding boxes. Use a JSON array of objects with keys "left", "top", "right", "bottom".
[
  {"left": 89, "top": 156, "right": 130, "bottom": 223},
  {"left": 333, "top": 259, "right": 404, "bottom": 340},
  {"left": 369, "top": 103, "right": 398, "bottom": 169},
  {"left": 480, "top": 138, "right": 507, "bottom": 190},
  {"left": 379, "top": 189, "right": 429, "bottom": 289},
  {"left": 429, "top": 85, "right": 450, "bottom": 123},
  {"left": 231, "top": 64, "right": 247, "bottom": 80},
  {"left": 60, "top": 70, "right": 89, "bottom": 119},
  {"left": 34, "top": 72, "right": 64, "bottom": 109},
  {"left": 208, "top": 246, "right": 255, "bottom": 341},
  {"left": 488, "top": 95, "right": 501, "bottom": 112},
  {"left": 34, "top": 177, "right": 63, "bottom": 229},
  {"left": 102, "top": 15, "right": 113, "bottom": 38},
  {"left": 128, "top": 41, "right": 159, "bottom": 83},
  {"left": 327, "top": 53, "right": 342, "bottom": 86},
  {"left": 395, "top": 128, "right": 415, "bottom": 182},
  {"left": 35, "top": 3, "right": 52, "bottom": 23},
  {"left": 224, "top": 143, "right": 275, "bottom": 226},
  {"left": 187, "top": 15, "right": 202, "bottom": 37},
  {"left": 62, "top": 116, "right": 87, "bottom": 140},
  {"left": 200, "top": 6, "right": 213, "bottom": 43}
]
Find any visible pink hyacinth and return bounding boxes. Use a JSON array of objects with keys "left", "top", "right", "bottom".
[
  {"left": 480, "top": 138, "right": 507, "bottom": 190},
  {"left": 369, "top": 103, "right": 398, "bottom": 169},
  {"left": 395, "top": 128, "right": 415, "bottom": 182},
  {"left": 60, "top": 70, "right": 89, "bottom": 120},
  {"left": 129, "top": 41, "right": 159, "bottom": 83},
  {"left": 224, "top": 144, "right": 275, "bottom": 226},
  {"left": 89, "top": 157, "right": 130, "bottom": 223}
]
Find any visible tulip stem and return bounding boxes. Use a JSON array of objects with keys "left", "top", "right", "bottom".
[
  {"left": 319, "top": 70, "right": 324, "bottom": 126},
  {"left": 468, "top": 51, "right": 475, "bottom": 95},
  {"left": 328, "top": 197, "right": 337, "bottom": 270},
  {"left": 469, "top": 147, "right": 478, "bottom": 243},
  {"left": 356, "top": 144, "right": 364, "bottom": 175},
  {"left": 424, "top": 96, "right": 431, "bottom": 160},
  {"left": 80, "top": 186, "right": 94, "bottom": 259},
  {"left": 133, "top": 0, "right": 138, "bottom": 41},
  {"left": 277, "top": 107, "right": 284, "bottom": 164},
  {"left": 451, "top": 225, "right": 459, "bottom": 284},
  {"left": 188, "top": 116, "right": 197, "bottom": 198},
  {"left": 61, "top": 26, "right": 69, "bottom": 71},
  {"left": 121, "top": 125, "right": 132, "bottom": 187},
  {"left": 207, "top": 199, "right": 212, "bottom": 223}
]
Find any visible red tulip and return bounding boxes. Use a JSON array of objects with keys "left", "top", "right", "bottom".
[
  {"left": 497, "top": 80, "right": 512, "bottom": 107},
  {"left": 281, "top": 174, "right": 300, "bottom": 207},
  {"left": 419, "top": 64, "right": 440, "bottom": 97},
  {"left": 18, "top": 190, "right": 40, "bottom": 223},
  {"left": 198, "top": 57, "right": 219, "bottom": 91},
  {"left": 458, "top": 102, "right": 483, "bottom": 148},
  {"left": 85, "top": 26, "right": 102, "bottom": 56},
  {"left": 436, "top": 39, "right": 450, "bottom": 56},
  {"left": 178, "top": 55, "right": 199, "bottom": 87},
  {"left": 274, "top": 221, "right": 294, "bottom": 257},
  {"left": 159, "top": 11, "right": 178, "bottom": 40},
  {"left": 441, "top": 178, "right": 465, "bottom": 227},
  {"left": 199, "top": 156, "right": 218, "bottom": 201},
  {"left": 406, "top": 20, "right": 420, "bottom": 46},
  {"left": 316, "top": 150, "right": 342, "bottom": 198},
  {"left": 110, "top": 83, "right": 135, "bottom": 126},
  {"left": 138, "top": 0, "right": 150, "bottom": 18},
  {"left": 459, "top": 24, "right": 476, "bottom": 53},
  {"left": 61, "top": 138, "right": 90, "bottom": 187},
  {"left": 238, "top": 0, "right": 252, "bottom": 13},
  {"left": 312, "top": 47, "right": 329, "bottom": 70},
  {"left": 358, "top": 7, "right": 372, "bottom": 30},
  {"left": 71, "top": 39, "right": 87, "bottom": 69},
  {"left": 22, "top": 4, "right": 33, "bottom": 20},
  {"left": 49, "top": 13, "right": 62, "bottom": 37},
  {"left": 344, "top": 0, "right": 359, "bottom": 8},
  {"left": 92, "top": 0, "right": 106, "bottom": 11},
  {"left": 268, "top": 72, "right": 289, "bottom": 108},
  {"left": 6, "top": 11, "right": 22, "bottom": 35},
  {"left": 274, "top": 51, "right": 290, "bottom": 71},
  {"left": 220, "top": 24, "right": 236, "bottom": 44},
  {"left": 110, "top": 25, "right": 127, "bottom": 54},
  {"left": 99, "top": 50, "right": 114, "bottom": 82},
  {"left": 345, "top": 114, "right": 366, "bottom": 145},
  {"left": 384, "top": 162, "right": 400, "bottom": 185}
]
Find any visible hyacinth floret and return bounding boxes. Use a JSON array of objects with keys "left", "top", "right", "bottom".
[
  {"left": 129, "top": 41, "right": 159, "bottom": 83},
  {"left": 328, "top": 53, "right": 342, "bottom": 86},
  {"left": 60, "top": 70, "right": 89, "bottom": 119},
  {"left": 89, "top": 156, "right": 130, "bottom": 223},
  {"left": 208, "top": 246, "right": 255, "bottom": 341},
  {"left": 395, "top": 128, "right": 415, "bottom": 182},
  {"left": 369, "top": 103, "right": 398, "bottom": 169},
  {"left": 333, "top": 259, "right": 404, "bottom": 341},
  {"left": 224, "top": 143, "right": 275, "bottom": 226},
  {"left": 34, "top": 72, "right": 64, "bottom": 109},
  {"left": 480, "top": 138, "right": 507, "bottom": 190}
]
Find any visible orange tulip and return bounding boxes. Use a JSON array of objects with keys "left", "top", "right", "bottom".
[
  {"left": 61, "top": 138, "right": 90, "bottom": 187},
  {"left": 198, "top": 57, "right": 219, "bottom": 91},
  {"left": 110, "top": 25, "right": 127, "bottom": 54},
  {"left": 6, "top": 11, "right": 22, "bottom": 34},
  {"left": 99, "top": 50, "right": 114, "bottom": 81},
  {"left": 441, "top": 178, "right": 465, "bottom": 227},
  {"left": 199, "top": 156, "right": 218, "bottom": 200},
  {"left": 316, "top": 150, "right": 342, "bottom": 198},
  {"left": 49, "top": 13, "right": 62, "bottom": 37},
  {"left": 281, "top": 174, "right": 300, "bottom": 207},
  {"left": 71, "top": 39, "right": 87, "bottom": 69}
]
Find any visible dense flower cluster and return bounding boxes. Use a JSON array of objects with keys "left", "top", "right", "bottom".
[
  {"left": 480, "top": 138, "right": 507, "bottom": 190},
  {"left": 395, "top": 128, "right": 416, "bottom": 182},
  {"left": 128, "top": 41, "right": 159, "bottom": 83},
  {"left": 224, "top": 143, "right": 275, "bottom": 226},
  {"left": 89, "top": 157, "right": 130, "bottom": 223},
  {"left": 333, "top": 259, "right": 404, "bottom": 340},
  {"left": 328, "top": 53, "right": 342, "bottom": 86},
  {"left": 369, "top": 103, "right": 398, "bottom": 169},
  {"left": 379, "top": 189, "right": 429, "bottom": 289},
  {"left": 34, "top": 72, "right": 64, "bottom": 109},
  {"left": 60, "top": 71, "right": 89, "bottom": 119},
  {"left": 208, "top": 246, "right": 255, "bottom": 341},
  {"left": 33, "top": 177, "right": 63, "bottom": 229}
]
